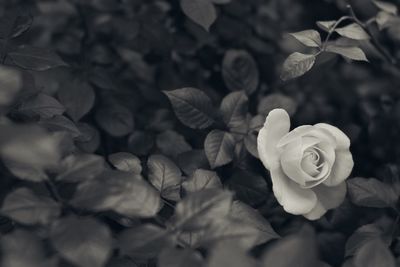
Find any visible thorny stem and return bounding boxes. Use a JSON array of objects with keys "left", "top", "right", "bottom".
[
  {"left": 346, "top": 3, "right": 397, "bottom": 66},
  {"left": 322, "top": 16, "right": 352, "bottom": 50}
]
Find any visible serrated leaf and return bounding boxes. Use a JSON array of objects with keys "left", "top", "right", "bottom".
[
  {"left": 317, "top": 20, "right": 337, "bottom": 32},
  {"left": 325, "top": 45, "right": 368, "bottom": 61},
  {"left": 180, "top": 0, "right": 217, "bottom": 31},
  {"left": 353, "top": 239, "right": 396, "bottom": 267},
  {"left": 1, "top": 188, "right": 60, "bottom": 225},
  {"left": 335, "top": 23, "right": 370, "bottom": 40},
  {"left": 118, "top": 224, "right": 175, "bottom": 260},
  {"left": 289, "top": 30, "right": 322, "bottom": 47},
  {"left": 147, "top": 154, "right": 182, "bottom": 201},
  {"left": 373, "top": 0, "right": 398, "bottom": 15},
  {"left": 220, "top": 91, "right": 248, "bottom": 129},
  {"left": 182, "top": 169, "right": 222, "bottom": 194},
  {"left": 280, "top": 52, "right": 316, "bottom": 81},
  {"left": 56, "top": 153, "right": 106, "bottom": 182},
  {"left": 222, "top": 50, "right": 259, "bottom": 95},
  {"left": 172, "top": 189, "right": 233, "bottom": 231},
  {"left": 57, "top": 78, "right": 95, "bottom": 122},
  {"left": 72, "top": 170, "right": 162, "bottom": 217},
  {"left": 158, "top": 247, "right": 203, "bottom": 267},
  {"left": 164, "top": 88, "right": 215, "bottom": 129},
  {"left": 95, "top": 104, "right": 134, "bottom": 137},
  {"left": 204, "top": 130, "right": 236, "bottom": 169},
  {"left": 347, "top": 177, "right": 398, "bottom": 208},
  {"left": 8, "top": 45, "right": 67, "bottom": 71},
  {"left": 108, "top": 152, "right": 142, "bottom": 173},
  {"left": 356, "top": 170, "right": 396, "bottom": 205},
  {"left": 50, "top": 216, "right": 113, "bottom": 267},
  {"left": 17, "top": 93, "right": 65, "bottom": 119}
]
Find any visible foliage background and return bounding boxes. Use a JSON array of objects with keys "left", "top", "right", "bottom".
[{"left": 0, "top": 0, "right": 399, "bottom": 266}]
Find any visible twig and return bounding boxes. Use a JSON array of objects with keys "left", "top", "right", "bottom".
[{"left": 346, "top": 4, "right": 397, "bottom": 66}]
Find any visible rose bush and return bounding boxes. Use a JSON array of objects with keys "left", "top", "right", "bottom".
[{"left": 257, "top": 109, "right": 354, "bottom": 220}]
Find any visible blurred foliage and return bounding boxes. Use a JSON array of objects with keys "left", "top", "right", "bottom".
[{"left": 0, "top": 0, "right": 398, "bottom": 267}]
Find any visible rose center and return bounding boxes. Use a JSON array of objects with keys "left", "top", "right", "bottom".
[{"left": 301, "top": 148, "right": 323, "bottom": 177}]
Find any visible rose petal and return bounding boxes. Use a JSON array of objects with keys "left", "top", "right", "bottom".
[
  {"left": 270, "top": 167, "right": 317, "bottom": 215},
  {"left": 323, "top": 149, "right": 354, "bottom": 186},
  {"left": 303, "top": 182, "right": 347, "bottom": 220},
  {"left": 277, "top": 125, "right": 313, "bottom": 148},
  {"left": 315, "top": 123, "right": 350, "bottom": 149},
  {"left": 257, "top": 109, "right": 290, "bottom": 170}
]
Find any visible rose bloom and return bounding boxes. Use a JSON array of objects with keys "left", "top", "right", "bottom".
[{"left": 257, "top": 109, "right": 354, "bottom": 220}]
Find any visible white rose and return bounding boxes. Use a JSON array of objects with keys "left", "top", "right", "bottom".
[{"left": 257, "top": 109, "right": 354, "bottom": 220}]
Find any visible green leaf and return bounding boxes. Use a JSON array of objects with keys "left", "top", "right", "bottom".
[
  {"left": 147, "top": 154, "right": 183, "bottom": 201},
  {"left": 222, "top": 50, "right": 259, "bottom": 95},
  {"left": 353, "top": 239, "right": 396, "bottom": 267},
  {"left": 163, "top": 88, "right": 215, "bottom": 129},
  {"left": 57, "top": 78, "right": 95, "bottom": 122},
  {"left": 220, "top": 91, "right": 249, "bottom": 129},
  {"left": 182, "top": 169, "right": 222, "bottom": 195},
  {"left": 158, "top": 247, "right": 203, "bottom": 267},
  {"left": 95, "top": 104, "right": 134, "bottom": 137},
  {"left": 156, "top": 130, "right": 192, "bottom": 158},
  {"left": 50, "top": 216, "right": 113, "bottom": 267},
  {"left": 345, "top": 224, "right": 388, "bottom": 257},
  {"left": 108, "top": 152, "right": 142, "bottom": 173},
  {"left": 180, "top": 0, "right": 217, "bottom": 31},
  {"left": 347, "top": 177, "right": 398, "bottom": 208},
  {"left": 72, "top": 170, "right": 162, "bottom": 217},
  {"left": 1, "top": 187, "right": 60, "bottom": 225},
  {"left": 316, "top": 20, "right": 337, "bottom": 32},
  {"left": 17, "top": 93, "right": 65, "bottom": 119},
  {"left": 56, "top": 153, "right": 106, "bottom": 182},
  {"left": 244, "top": 133, "right": 258, "bottom": 158},
  {"left": 118, "top": 224, "right": 175, "bottom": 260},
  {"left": 8, "top": 45, "right": 67, "bottom": 71},
  {"left": 262, "top": 226, "right": 318, "bottom": 267},
  {"left": 280, "top": 52, "right": 316, "bottom": 81},
  {"left": 335, "top": 23, "right": 370, "bottom": 40},
  {"left": 172, "top": 189, "right": 233, "bottom": 231},
  {"left": 204, "top": 130, "right": 236, "bottom": 169},
  {"left": 373, "top": 0, "right": 398, "bottom": 15},
  {"left": 325, "top": 45, "right": 369, "bottom": 61},
  {"left": 289, "top": 30, "right": 322, "bottom": 47}
]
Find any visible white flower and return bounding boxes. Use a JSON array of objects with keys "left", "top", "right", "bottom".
[{"left": 257, "top": 109, "right": 354, "bottom": 220}]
